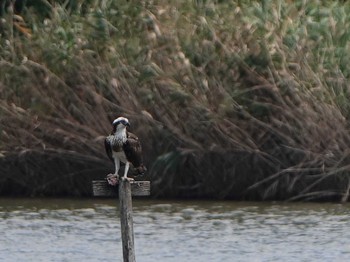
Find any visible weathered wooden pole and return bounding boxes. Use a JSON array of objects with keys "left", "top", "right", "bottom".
[
  {"left": 92, "top": 180, "right": 151, "bottom": 197},
  {"left": 92, "top": 179, "right": 150, "bottom": 262},
  {"left": 119, "top": 178, "right": 135, "bottom": 262}
]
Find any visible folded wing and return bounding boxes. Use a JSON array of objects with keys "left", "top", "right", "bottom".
[{"left": 123, "top": 132, "right": 146, "bottom": 174}]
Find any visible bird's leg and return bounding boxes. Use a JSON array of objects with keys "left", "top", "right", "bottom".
[
  {"left": 122, "top": 162, "right": 134, "bottom": 182},
  {"left": 107, "top": 158, "right": 120, "bottom": 186},
  {"left": 114, "top": 157, "right": 120, "bottom": 177}
]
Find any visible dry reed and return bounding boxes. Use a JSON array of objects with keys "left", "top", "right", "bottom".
[{"left": 1, "top": 0, "right": 350, "bottom": 201}]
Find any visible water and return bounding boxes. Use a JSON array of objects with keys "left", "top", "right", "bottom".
[{"left": 1, "top": 198, "right": 350, "bottom": 262}]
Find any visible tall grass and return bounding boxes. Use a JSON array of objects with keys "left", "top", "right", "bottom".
[{"left": 1, "top": 0, "right": 350, "bottom": 201}]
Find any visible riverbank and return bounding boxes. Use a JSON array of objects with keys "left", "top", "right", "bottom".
[{"left": 1, "top": 1, "right": 350, "bottom": 201}]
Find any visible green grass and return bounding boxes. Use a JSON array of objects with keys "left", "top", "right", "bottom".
[{"left": 1, "top": 0, "right": 350, "bottom": 201}]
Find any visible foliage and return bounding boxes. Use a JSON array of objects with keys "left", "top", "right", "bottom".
[{"left": 1, "top": 0, "right": 350, "bottom": 201}]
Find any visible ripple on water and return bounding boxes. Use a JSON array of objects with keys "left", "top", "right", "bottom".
[{"left": 1, "top": 200, "right": 350, "bottom": 262}]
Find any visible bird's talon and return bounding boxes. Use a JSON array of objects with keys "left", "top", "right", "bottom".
[{"left": 122, "top": 177, "right": 134, "bottom": 182}]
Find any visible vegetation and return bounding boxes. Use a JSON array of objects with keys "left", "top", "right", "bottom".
[{"left": 1, "top": 0, "right": 350, "bottom": 201}]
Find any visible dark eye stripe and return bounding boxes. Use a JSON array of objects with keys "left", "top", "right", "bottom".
[
  {"left": 114, "top": 120, "right": 128, "bottom": 125},
  {"left": 112, "top": 118, "right": 129, "bottom": 126}
]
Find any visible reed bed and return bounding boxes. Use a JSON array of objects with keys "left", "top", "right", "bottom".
[{"left": 1, "top": 0, "right": 350, "bottom": 201}]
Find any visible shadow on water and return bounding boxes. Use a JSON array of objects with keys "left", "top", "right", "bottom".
[{"left": 1, "top": 198, "right": 350, "bottom": 262}]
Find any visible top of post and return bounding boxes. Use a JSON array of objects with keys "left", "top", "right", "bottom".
[{"left": 92, "top": 180, "right": 150, "bottom": 197}]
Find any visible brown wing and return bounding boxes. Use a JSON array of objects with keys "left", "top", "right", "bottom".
[
  {"left": 123, "top": 132, "right": 143, "bottom": 168},
  {"left": 104, "top": 137, "right": 114, "bottom": 162}
]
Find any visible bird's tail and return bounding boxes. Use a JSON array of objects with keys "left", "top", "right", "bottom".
[{"left": 135, "top": 164, "right": 147, "bottom": 176}]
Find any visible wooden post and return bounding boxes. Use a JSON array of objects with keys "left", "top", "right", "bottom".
[
  {"left": 92, "top": 179, "right": 150, "bottom": 262},
  {"left": 92, "top": 180, "right": 150, "bottom": 197},
  {"left": 119, "top": 178, "right": 135, "bottom": 262}
]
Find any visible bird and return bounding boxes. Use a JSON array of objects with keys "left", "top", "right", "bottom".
[{"left": 104, "top": 117, "right": 146, "bottom": 185}]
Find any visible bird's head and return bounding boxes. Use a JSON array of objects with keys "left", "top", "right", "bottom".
[{"left": 112, "top": 117, "right": 130, "bottom": 133}]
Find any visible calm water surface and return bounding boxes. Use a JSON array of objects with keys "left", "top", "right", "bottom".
[{"left": 1, "top": 198, "right": 350, "bottom": 262}]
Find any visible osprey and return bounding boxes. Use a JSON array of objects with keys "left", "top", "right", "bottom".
[{"left": 104, "top": 117, "right": 146, "bottom": 185}]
